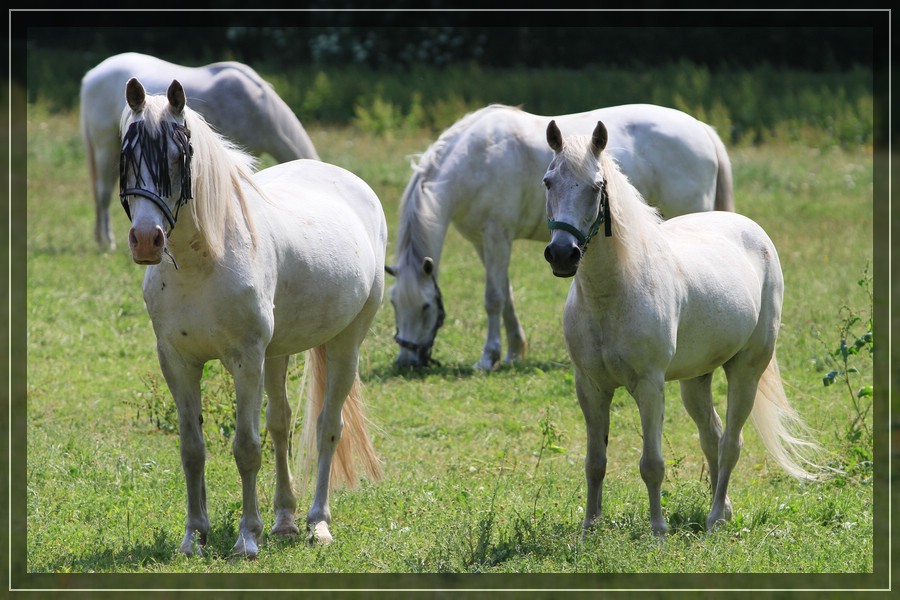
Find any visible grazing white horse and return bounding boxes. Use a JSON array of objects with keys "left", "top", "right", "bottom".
[
  {"left": 542, "top": 119, "right": 823, "bottom": 536},
  {"left": 82, "top": 52, "right": 320, "bottom": 250},
  {"left": 118, "top": 77, "right": 385, "bottom": 556},
  {"left": 385, "top": 103, "right": 734, "bottom": 370}
]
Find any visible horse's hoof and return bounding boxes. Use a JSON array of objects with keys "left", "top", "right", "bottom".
[
  {"left": 473, "top": 356, "right": 499, "bottom": 371},
  {"left": 308, "top": 520, "right": 334, "bottom": 545},
  {"left": 231, "top": 533, "right": 260, "bottom": 559},
  {"left": 705, "top": 515, "right": 728, "bottom": 532},
  {"left": 179, "top": 532, "right": 206, "bottom": 557},
  {"left": 723, "top": 498, "right": 734, "bottom": 521},
  {"left": 272, "top": 523, "right": 301, "bottom": 537},
  {"left": 272, "top": 513, "right": 300, "bottom": 537}
]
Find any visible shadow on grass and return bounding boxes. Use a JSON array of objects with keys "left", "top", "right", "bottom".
[
  {"left": 28, "top": 512, "right": 310, "bottom": 573},
  {"left": 362, "top": 356, "right": 572, "bottom": 383}
]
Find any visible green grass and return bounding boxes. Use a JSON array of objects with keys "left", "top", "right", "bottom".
[{"left": 22, "top": 101, "right": 875, "bottom": 585}]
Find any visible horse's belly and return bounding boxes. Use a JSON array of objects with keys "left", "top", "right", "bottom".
[
  {"left": 665, "top": 335, "right": 748, "bottom": 381},
  {"left": 267, "top": 280, "right": 372, "bottom": 356},
  {"left": 665, "top": 300, "right": 761, "bottom": 381}
]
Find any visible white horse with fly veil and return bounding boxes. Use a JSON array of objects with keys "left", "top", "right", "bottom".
[
  {"left": 82, "top": 52, "right": 320, "bottom": 251},
  {"left": 386, "top": 103, "right": 734, "bottom": 370},
  {"left": 118, "top": 77, "right": 384, "bottom": 556},
  {"left": 542, "top": 119, "right": 825, "bottom": 536}
]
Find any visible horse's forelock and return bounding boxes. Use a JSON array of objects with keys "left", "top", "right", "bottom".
[{"left": 560, "top": 134, "right": 602, "bottom": 186}]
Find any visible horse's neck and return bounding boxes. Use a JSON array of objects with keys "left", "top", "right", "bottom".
[
  {"left": 397, "top": 177, "right": 458, "bottom": 272},
  {"left": 163, "top": 212, "right": 211, "bottom": 272},
  {"left": 576, "top": 238, "right": 627, "bottom": 297},
  {"left": 576, "top": 177, "right": 657, "bottom": 300}
]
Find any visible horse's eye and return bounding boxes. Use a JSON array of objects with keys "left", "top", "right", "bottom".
[
  {"left": 543, "top": 178, "right": 551, "bottom": 189},
  {"left": 422, "top": 303, "right": 430, "bottom": 312}
]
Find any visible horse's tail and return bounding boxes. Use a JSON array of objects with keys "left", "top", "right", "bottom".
[
  {"left": 705, "top": 124, "right": 735, "bottom": 212},
  {"left": 749, "top": 355, "right": 827, "bottom": 481},
  {"left": 296, "top": 345, "right": 383, "bottom": 495}
]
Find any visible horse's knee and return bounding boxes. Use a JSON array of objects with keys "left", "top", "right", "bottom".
[
  {"left": 639, "top": 455, "right": 665, "bottom": 485},
  {"left": 232, "top": 431, "right": 262, "bottom": 471}
]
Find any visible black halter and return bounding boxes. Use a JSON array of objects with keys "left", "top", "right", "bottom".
[
  {"left": 119, "top": 120, "right": 194, "bottom": 235},
  {"left": 393, "top": 274, "right": 446, "bottom": 367},
  {"left": 547, "top": 179, "right": 611, "bottom": 251}
]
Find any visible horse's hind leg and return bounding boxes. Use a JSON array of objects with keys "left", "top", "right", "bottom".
[
  {"left": 306, "top": 341, "right": 361, "bottom": 544},
  {"left": 679, "top": 373, "right": 732, "bottom": 521},
  {"left": 709, "top": 356, "right": 766, "bottom": 532},
  {"left": 157, "top": 348, "right": 208, "bottom": 556},
  {"left": 88, "top": 139, "right": 118, "bottom": 250},
  {"left": 264, "top": 355, "right": 299, "bottom": 537}
]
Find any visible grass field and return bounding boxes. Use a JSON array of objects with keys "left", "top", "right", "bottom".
[{"left": 20, "top": 99, "right": 879, "bottom": 591}]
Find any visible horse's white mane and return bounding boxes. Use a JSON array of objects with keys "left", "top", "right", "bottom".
[{"left": 120, "top": 94, "right": 261, "bottom": 261}]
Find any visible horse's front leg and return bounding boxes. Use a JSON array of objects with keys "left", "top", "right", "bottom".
[
  {"left": 575, "top": 371, "right": 614, "bottom": 536},
  {"left": 264, "top": 355, "right": 299, "bottom": 537},
  {"left": 632, "top": 375, "right": 669, "bottom": 537},
  {"left": 157, "top": 345, "right": 207, "bottom": 556},
  {"left": 476, "top": 222, "right": 525, "bottom": 370},
  {"left": 223, "top": 349, "right": 267, "bottom": 558}
]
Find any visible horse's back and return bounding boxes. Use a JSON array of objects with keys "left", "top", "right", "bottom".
[
  {"left": 253, "top": 159, "right": 387, "bottom": 253},
  {"left": 577, "top": 104, "right": 724, "bottom": 217},
  {"left": 81, "top": 52, "right": 317, "bottom": 161},
  {"left": 438, "top": 103, "right": 726, "bottom": 222}
]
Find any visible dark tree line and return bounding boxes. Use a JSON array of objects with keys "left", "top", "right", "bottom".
[{"left": 15, "top": 9, "right": 884, "bottom": 75}]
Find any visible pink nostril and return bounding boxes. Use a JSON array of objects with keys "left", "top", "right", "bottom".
[{"left": 129, "top": 225, "right": 167, "bottom": 258}]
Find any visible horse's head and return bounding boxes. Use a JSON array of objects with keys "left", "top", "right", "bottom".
[
  {"left": 385, "top": 257, "right": 445, "bottom": 368},
  {"left": 542, "top": 119, "right": 609, "bottom": 278},
  {"left": 119, "top": 77, "right": 193, "bottom": 266}
]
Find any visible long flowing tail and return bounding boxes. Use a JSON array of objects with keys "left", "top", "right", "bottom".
[
  {"left": 749, "top": 356, "right": 828, "bottom": 480},
  {"left": 296, "top": 345, "right": 383, "bottom": 495},
  {"left": 705, "top": 123, "right": 735, "bottom": 212}
]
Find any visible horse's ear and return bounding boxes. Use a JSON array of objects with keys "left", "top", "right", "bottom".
[
  {"left": 385, "top": 264, "right": 396, "bottom": 277},
  {"left": 125, "top": 77, "right": 145, "bottom": 112},
  {"left": 590, "top": 121, "right": 608, "bottom": 157},
  {"left": 422, "top": 257, "right": 434, "bottom": 276},
  {"left": 547, "top": 120, "right": 563, "bottom": 153},
  {"left": 167, "top": 80, "right": 186, "bottom": 114}
]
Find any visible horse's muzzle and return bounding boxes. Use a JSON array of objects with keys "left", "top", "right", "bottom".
[
  {"left": 544, "top": 241, "right": 581, "bottom": 278},
  {"left": 129, "top": 224, "right": 166, "bottom": 265}
]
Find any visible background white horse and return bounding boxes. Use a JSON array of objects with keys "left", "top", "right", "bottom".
[
  {"left": 543, "top": 119, "right": 824, "bottom": 536},
  {"left": 82, "top": 52, "right": 320, "bottom": 250},
  {"left": 118, "top": 78, "right": 385, "bottom": 556},
  {"left": 386, "top": 103, "right": 734, "bottom": 370}
]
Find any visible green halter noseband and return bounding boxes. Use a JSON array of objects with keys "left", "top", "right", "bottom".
[{"left": 547, "top": 179, "right": 611, "bottom": 250}]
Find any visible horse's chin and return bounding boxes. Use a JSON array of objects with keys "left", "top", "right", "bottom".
[
  {"left": 551, "top": 265, "right": 578, "bottom": 278},
  {"left": 132, "top": 255, "right": 163, "bottom": 265}
]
